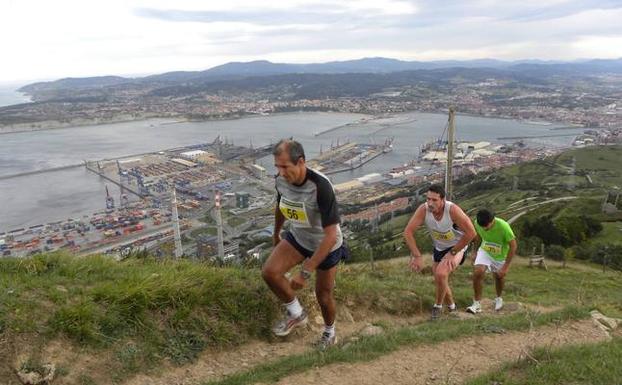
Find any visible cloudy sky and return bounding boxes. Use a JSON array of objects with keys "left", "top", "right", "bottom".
[{"left": 1, "top": 0, "right": 621, "bottom": 83}]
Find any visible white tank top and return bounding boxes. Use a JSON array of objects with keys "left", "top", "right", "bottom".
[{"left": 424, "top": 201, "right": 464, "bottom": 251}]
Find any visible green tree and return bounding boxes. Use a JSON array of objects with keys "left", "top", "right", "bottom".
[
  {"left": 545, "top": 244, "right": 566, "bottom": 261},
  {"left": 523, "top": 216, "right": 565, "bottom": 246}
]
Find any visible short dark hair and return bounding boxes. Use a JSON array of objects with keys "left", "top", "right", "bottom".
[
  {"left": 476, "top": 209, "right": 495, "bottom": 227},
  {"left": 273, "top": 139, "right": 305, "bottom": 164},
  {"left": 427, "top": 184, "right": 446, "bottom": 199}
]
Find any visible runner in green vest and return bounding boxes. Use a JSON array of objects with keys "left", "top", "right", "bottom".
[{"left": 466, "top": 209, "right": 517, "bottom": 313}]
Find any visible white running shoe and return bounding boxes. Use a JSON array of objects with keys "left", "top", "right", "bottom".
[
  {"left": 272, "top": 309, "right": 308, "bottom": 336},
  {"left": 430, "top": 306, "right": 442, "bottom": 321},
  {"left": 313, "top": 331, "right": 337, "bottom": 351},
  {"left": 466, "top": 301, "right": 482, "bottom": 314},
  {"left": 494, "top": 297, "right": 504, "bottom": 311}
]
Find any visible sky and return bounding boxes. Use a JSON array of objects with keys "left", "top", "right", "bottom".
[{"left": 1, "top": 0, "right": 622, "bottom": 84}]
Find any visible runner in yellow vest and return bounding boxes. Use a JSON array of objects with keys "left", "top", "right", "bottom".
[
  {"left": 262, "top": 139, "right": 348, "bottom": 350},
  {"left": 404, "top": 184, "right": 476, "bottom": 320},
  {"left": 466, "top": 209, "right": 518, "bottom": 313}
]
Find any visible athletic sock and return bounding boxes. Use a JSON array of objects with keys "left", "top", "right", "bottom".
[
  {"left": 285, "top": 298, "right": 303, "bottom": 318},
  {"left": 324, "top": 323, "right": 335, "bottom": 338},
  {"left": 448, "top": 303, "right": 457, "bottom": 311},
  {"left": 433, "top": 303, "right": 442, "bottom": 309}
]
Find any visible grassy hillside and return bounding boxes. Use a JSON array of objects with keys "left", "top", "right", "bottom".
[
  {"left": 346, "top": 145, "right": 622, "bottom": 266},
  {"left": 468, "top": 337, "right": 622, "bottom": 385},
  {"left": 1, "top": 253, "right": 621, "bottom": 384}
]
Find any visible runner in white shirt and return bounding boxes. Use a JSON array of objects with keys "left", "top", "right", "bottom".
[{"left": 403, "top": 184, "right": 476, "bottom": 320}]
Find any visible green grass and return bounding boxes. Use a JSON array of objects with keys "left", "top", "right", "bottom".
[
  {"left": 1, "top": 251, "right": 621, "bottom": 383},
  {"left": 0, "top": 253, "right": 279, "bottom": 381},
  {"left": 556, "top": 146, "right": 615, "bottom": 167},
  {"left": 546, "top": 145, "right": 622, "bottom": 188},
  {"left": 456, "top": 146, "right": 622, "bottom": 208},
  {"left": 379, "top": 213, "right": 411, "bottom": 232},
  {"left": 191, "top": 227, "right": 217, "bottom": 238},
  {"left": 463, "top": 190, "right": 538, "bottom": 216},
  {"left": 590, "top": 221, "right": 622, "bottom": 245},
  {"left": 467, "top": 337, "right": 622, "bottom": 385},
  {"left": 204, "top": 306, "right": 590, "bottom": 385},
  {"left": 554, "top": 195, "right": 604, "bottom": 216},
  {"left": 337, "top": 257, "right": 622, "bottom": 316}
]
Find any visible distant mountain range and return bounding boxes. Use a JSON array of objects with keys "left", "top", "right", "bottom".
[{"left": 19, "top": 57, "right": 622, "bottom": 95}]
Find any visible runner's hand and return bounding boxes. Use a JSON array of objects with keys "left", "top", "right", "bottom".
[
  {"left": 290, "top": 272, "right": 306, "bottom": 290},
  {"left": 409, "top": 255, "right": 423, "bottom": 272}
]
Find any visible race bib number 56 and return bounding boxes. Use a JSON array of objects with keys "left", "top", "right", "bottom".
[{"left": 279, "top": 198, "right": 309, "bottom": 225}]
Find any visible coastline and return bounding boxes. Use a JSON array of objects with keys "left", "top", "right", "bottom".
[
  {"left": 0, "top": 89, "right": 32, "bottom": 108},
  {"left": 0, "top": 114, "right": 170, "bottom": 135},
  {"left": 454, "top": 111, "right": 572, "bottom": 127},
  {"left": 0, "top": 108, "right": 576, "bottom": 136},
  {"left": 0, "top": 110, "right": 368, "bottom": 135}
]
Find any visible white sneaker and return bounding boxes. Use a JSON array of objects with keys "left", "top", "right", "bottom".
[
  {"left": 494, "top": 297, "right": 503, "bottom": 311},
  {"left": 313, "top": 331, "right": 337, "bottom": 351},
  {"left": 466, "top": 302, "right": 481, "bottom": 314},
  {"left": 272, "top": 310, "right": 308, "bottom": 336}
]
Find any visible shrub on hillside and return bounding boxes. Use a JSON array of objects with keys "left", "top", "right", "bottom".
[
  {"left": 591, "top": 244, "right": 622, "bottom": 271},
  {"left": 522, "top": 215, "right": 603, "bottom": 247},
  {"left": 465, "top": 180, "right": 497, "bottom": 194},
  {"left": 568, "top": 244, "right": 596, "bottom": 261},
  {"left": 567, "top": 243, "right": 622, "bottom": 271},
  {"left": 517, "top": 236, "right": 543, "bottom": 256},
  {"left": 545, "top": 244, "right": 566, "bottom": 261},
  {"left": 522, "top": 216, "right": 565, "bottom": 245}
]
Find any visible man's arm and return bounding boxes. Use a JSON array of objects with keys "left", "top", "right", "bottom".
[
  {"left": 290, "top": 224, "right": 338, "bottom": 291},
  {"left": 302, "top": 175, "right": 341, "bottom": 271},
  {"left": 403, "top": 204, "right": 426, "bottom": 258},
  {"left": 471, "top": 233, "right": 482, "bottom": 250},
  {"left": 273, "top": 194, "right": 285, "bottom": 246},
  {"left": 448, "top": 204, "right": 477, "bottom": 252},
  {"left": 499, "top": 238, "right": 517, "bottom": 276},
  {"left": 303, "top": 224, "right": 338, "bottom": 271},
  {"left": 470, "top": 233, "right": 482, "bottom": 263},
  {"left": 291, "top": 175, "right": 340, "bottom": 290}
]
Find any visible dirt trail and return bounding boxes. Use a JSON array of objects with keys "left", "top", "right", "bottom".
[
  {"left": 118, "top": 250, "right": 581, "bottom": 385},
  {"left": 124, "top": 308, "right": 427, "bottom": 385},
  {"left": 6, "top": 308, "right": 611, "bottom": 385},
  {"left": 123, "top": 301, "right": 557, "bottom": 385},
  {"left": 270, "top": 319, "right": 611, "bottom": 385}
]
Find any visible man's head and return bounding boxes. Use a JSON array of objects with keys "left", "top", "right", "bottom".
[
  {"left": 273, "top": 139, "right": 306, "bottom": 184},
  {"left": 426, "top": 184, "right": 446, "bottom": 213},
  {"left": 476, "top": 209, "right": 495, "bottom": 229}
]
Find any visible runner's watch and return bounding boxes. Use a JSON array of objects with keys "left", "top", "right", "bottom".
[{"left": 449, "top": 248, "right": 458, "bottom": 256}]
